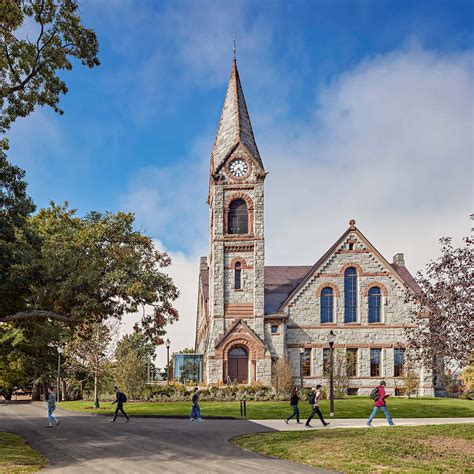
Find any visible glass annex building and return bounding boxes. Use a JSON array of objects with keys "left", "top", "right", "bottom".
[{"left": 173, "top": 354, "right": 203, "bottom": 383}]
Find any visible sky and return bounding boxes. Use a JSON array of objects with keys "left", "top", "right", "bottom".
[{"left": 9, "top": 0, "right": 473, "bottom": 367}]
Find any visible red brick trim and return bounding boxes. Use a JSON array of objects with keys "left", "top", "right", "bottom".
[
  {"left": 340, "top": 262, "right": 364, "bottom": 275},
  {"left": 287, "top": 324, "right": 416, "bottom": 329},
  {"left": 315, "top": 283, "right": 340, "bottom": 297},
  {"left": 225, "top": 155, "right": 252, "bottom": 181},
  {"left": 287, "top": 343, "right": 408, "bottom": 349},
  {"left": 228, "top": 257, "right": 249, "bottom": 269},
  {"left": 363, "top": 282, "right": 389, "bottom": 297}
]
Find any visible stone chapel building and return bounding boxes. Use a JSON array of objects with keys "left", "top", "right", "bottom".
[{"left": 194, "top": 58, "right": 434, "bottom": 396}]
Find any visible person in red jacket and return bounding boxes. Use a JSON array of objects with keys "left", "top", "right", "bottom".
[{"left": 367, "top": 380, "right": 394, "bottom": 426}]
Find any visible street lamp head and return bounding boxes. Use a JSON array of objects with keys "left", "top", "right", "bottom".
[
  {"left": 165, "top": 338, "right": 171, "bottom": 349},
  {"left": 328, "top": 330, "right": 335, "bottom": 347},
  {"left": 57, "top": 346, "right": 64, "bottom": 354}
]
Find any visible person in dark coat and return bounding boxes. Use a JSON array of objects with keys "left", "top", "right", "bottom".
[
  {"left": 110, "top": 386, "right": 129, "bottom": 422},
  {"left": 285, "top": 387, "right": 302, "bottom": 424},
  {"left": 305, "top": 385, "right": 330, "bottom": 428}
]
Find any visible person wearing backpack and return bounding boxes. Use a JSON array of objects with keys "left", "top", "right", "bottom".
[
  {"left": 305, "top": 385, "right": 330, "bottom": 428},
  {"left": 367, "top": 380, "right": 394, "bottom": 426},
  {"left": 285, "top": 387, "right": 302, "bottom": 424},
  {"left": 110, "top": 386, "right": 129, "bottom": 423}
]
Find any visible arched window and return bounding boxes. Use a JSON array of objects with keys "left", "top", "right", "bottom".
[
  {"left": 344, "top": 267, "right": 357, "bottom": 323},
  {"left": 228, "top": 199, "right": 248, "bottom": 234},
  {"left": 234, "top": 262, "right": 242, "bottom": 289},
  {"left": 368, "top": 286, "right": 382, "bottom": 323},
  {"left": 320, "top": 287, "right": 334, "bottom": 323}
]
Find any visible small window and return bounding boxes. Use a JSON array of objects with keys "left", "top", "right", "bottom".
[
  {"left": 368, "top": 287, "right": 382, "bottom": 323},
  {"left": 370, "top": 348, "right": 382, "bottom": 377},
  {"left": 271, "top": 325, "right": 278, "bottom": 334},
  {"left": 322, "top": 348, "right": 330, "bottom": 376},
  {"left": 347, "top": 387, "right": 359, "bottom": 396},
  {"left": 346, "top": 348, "right": 358, "bottom": 377},
  {"left": 394, "top": 348, "right": 405, "bottom": 377},
  {"left": 234, "top": 262, "right": 241, "bottom": 290},
  {"left": 301, "top": 349, "right": 311, "bottom": 377},
  {"left": 320, "top": 287, "right": 334, "bottom": 323},
  {"left": 348, "top": 243, "right": 354, "bottom": 250}
]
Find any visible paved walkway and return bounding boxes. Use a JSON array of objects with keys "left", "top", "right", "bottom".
[
  {"left": 0, "top": 403, "right": 324, "bottom": 473},
  {"left": 251, "top": 417, "right": 474, "bottom": 431}
]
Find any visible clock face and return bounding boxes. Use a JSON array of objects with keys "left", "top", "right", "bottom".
[{"left": 229, "top": 159, "right": 249, "bottom": 178}]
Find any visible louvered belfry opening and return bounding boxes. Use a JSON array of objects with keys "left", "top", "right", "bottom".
[{"left": 228, "top": 199, "right": 248, "bottom": 234}]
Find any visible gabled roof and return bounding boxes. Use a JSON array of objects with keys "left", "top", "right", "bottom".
[
  {"left": 210, "top": 60, "right": 263, "bottom": 173},
  {"left": 215, "top": 319, "right": 266, "bottom": 350},
  {"left": 278, "top": 220, "right": 421, "bottom": 311}
]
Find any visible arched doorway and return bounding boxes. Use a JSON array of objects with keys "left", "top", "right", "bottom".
[{"left": 228, "top": 346, "right": 248, "bottom": 383}]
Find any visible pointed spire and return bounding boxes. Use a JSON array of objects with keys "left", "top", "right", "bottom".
[{"left": 210, "top": 57, "right": 263, "bottom": 173}]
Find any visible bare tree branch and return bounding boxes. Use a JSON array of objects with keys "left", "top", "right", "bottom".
[{"left": 0, "top": 310, "right": 81, "bottom": 322}]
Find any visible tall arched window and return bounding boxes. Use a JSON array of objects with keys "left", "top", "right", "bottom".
[
  {"left": 368, "top": 286, "right": 382, "bottom": 323},
  {"left": 228, "top": 199, "right": 248, "bottom": 234},
  {"left": 344, "top": 267, "right": 357, "bottom": 323},
  {"left": 320, "top": 287, "right": 334, "bottom": 323},
  {"left": 234, "top": 262, "right": 242, "bottom": 289}
]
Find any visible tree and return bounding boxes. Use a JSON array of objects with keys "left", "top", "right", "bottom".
[
  {"left": 271, "top": 357, "right": 294, "bottom": 396},
  {"left": 0, "top": 0, "right": 100, "bottom": 134},
  {"left": 65, "top": 320, "right": 118, "bottom": 407},
  {"left": 0, "top": 203, "right": 180, "bottom": 344},
  {"left": 461, "top": 365, "right": 474, "bottom": 392},
  {"left": 401, "top": 363, "right": 419, "bottom": 398},
  {"left": 114, "top": 334, "right": 150, "bottom": 400},
  {"left": 405, "top": 230, "right": 473, "bottom": 369},
  {"left": 0, "top": 143, "right": 36, "bottom": 318}
]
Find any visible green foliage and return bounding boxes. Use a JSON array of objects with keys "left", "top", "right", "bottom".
[
  {"left": 0, "top": 0, "right": 100, "bottom": 133},
  {"left": 0, "top": 144, "right": 36, "bottom": 318},
  {"left": 461, "top": 365, "right": 474, "bottom": 392},
  {"left": 1, "top": 202, "right": 180, "bottom": 343}
]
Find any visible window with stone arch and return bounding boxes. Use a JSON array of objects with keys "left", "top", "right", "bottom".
[
  {"left": 368, "top": 286, "right": 382, "bottom": 323},
  {"left": 320, "top": 287, "right": 334, "bottom": 323},
  {"left": 228, "top": 199, "right": 248, "bottom": 234},
  {"left": 234, "top": 262, "right": 242, "bottom": 289},
  {"left": 344, "top": 267, "right": 357, "bottom": 323}
]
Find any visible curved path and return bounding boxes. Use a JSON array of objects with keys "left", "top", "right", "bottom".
[{"left": 0, "top": 403, "right": 324, "bottom": 473}]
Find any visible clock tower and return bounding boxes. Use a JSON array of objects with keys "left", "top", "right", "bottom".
[{"left": 200, "top": 58, "right": 271, "bottom": 384}]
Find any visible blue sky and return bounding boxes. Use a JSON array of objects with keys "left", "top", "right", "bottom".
[{"left": 9, "top": 0, "right": 473, "bottom": 356}]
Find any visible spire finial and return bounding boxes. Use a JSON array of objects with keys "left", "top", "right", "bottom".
[{"left": 233, "top": 32, "right": 236, "bottom": 62}]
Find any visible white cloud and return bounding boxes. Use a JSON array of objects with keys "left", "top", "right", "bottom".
[{"left": 121, "top": 46, "right": 473, "bottom": 363}]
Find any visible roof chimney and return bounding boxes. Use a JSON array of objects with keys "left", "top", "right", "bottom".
[
  {"left": 200, "top": 256, "right": 208, "bottom": 271},
  {"left": 393, "top": 253, "right": 405, "bottom": 267}
]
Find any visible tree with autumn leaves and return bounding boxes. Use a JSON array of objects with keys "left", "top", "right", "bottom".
[{"left": 405, "top": 230, "right": 473, "bottom": 375}]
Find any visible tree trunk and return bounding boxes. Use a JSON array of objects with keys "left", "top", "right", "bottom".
[
  {"left": 94, "top": 369, "right": 99, "bottom": 408},
  {"left": 1, "top": 390, "right": 13, "bottom": 400}
]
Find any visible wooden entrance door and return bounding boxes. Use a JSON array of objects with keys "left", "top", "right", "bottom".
[{"left": 228, "top": 346, "right": 248, "bottom": 383}]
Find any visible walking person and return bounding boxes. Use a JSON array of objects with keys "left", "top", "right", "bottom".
[
  {"left": 367, "top": 380, "right": 394, "bottom": 426},
  {"left": 47, "top": 387, "right": 60, "bottom": 428},
  {"left": 190, "top": 387, "right": 203, "bottom": 421},
  {"left": 285, "top": 387, "right": 302, "bottom": 424},
  {"left": 110, "top": 386, "right": 129, "bottom": 423},
  {"left": 305, "top": 385, "right": 330, "bottom": 428}
]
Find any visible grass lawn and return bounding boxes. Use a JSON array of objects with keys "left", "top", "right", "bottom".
[
  {"left": 232, "top": 424, "right": 474, "bottom": 473},
  {"left": 59, "top": 397, "right": 474, "bottom": 419},
  {"left": 0, "top": 432, "right": 45, "bottom": 474}
]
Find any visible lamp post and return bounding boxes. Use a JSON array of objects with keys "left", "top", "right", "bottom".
[
  {"left": 166, "top": 339, "right": 171, "bottom": 383},
  {"left": 57, "top": 346, "right": 63, "bottom": 402},
  {"left": 328, "top": 330, "right": 335, "bottom": 417},
  {"left": 299, "top": 348, "right": 304, "bottom": 389}
]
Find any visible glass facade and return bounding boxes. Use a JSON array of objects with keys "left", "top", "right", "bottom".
[{"left": 173, "top": 353, "right": 203, "bottom": 383}]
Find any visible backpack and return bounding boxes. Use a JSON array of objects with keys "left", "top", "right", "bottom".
[
  {"left": 308, "top": 392, "right": 316, "bottom": 405},
  {"left": 120, "top": 392, "right": 127, "bottom": 403},
  {"left": 370, "top": 387, "right": 380, "bottom": 401}
]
